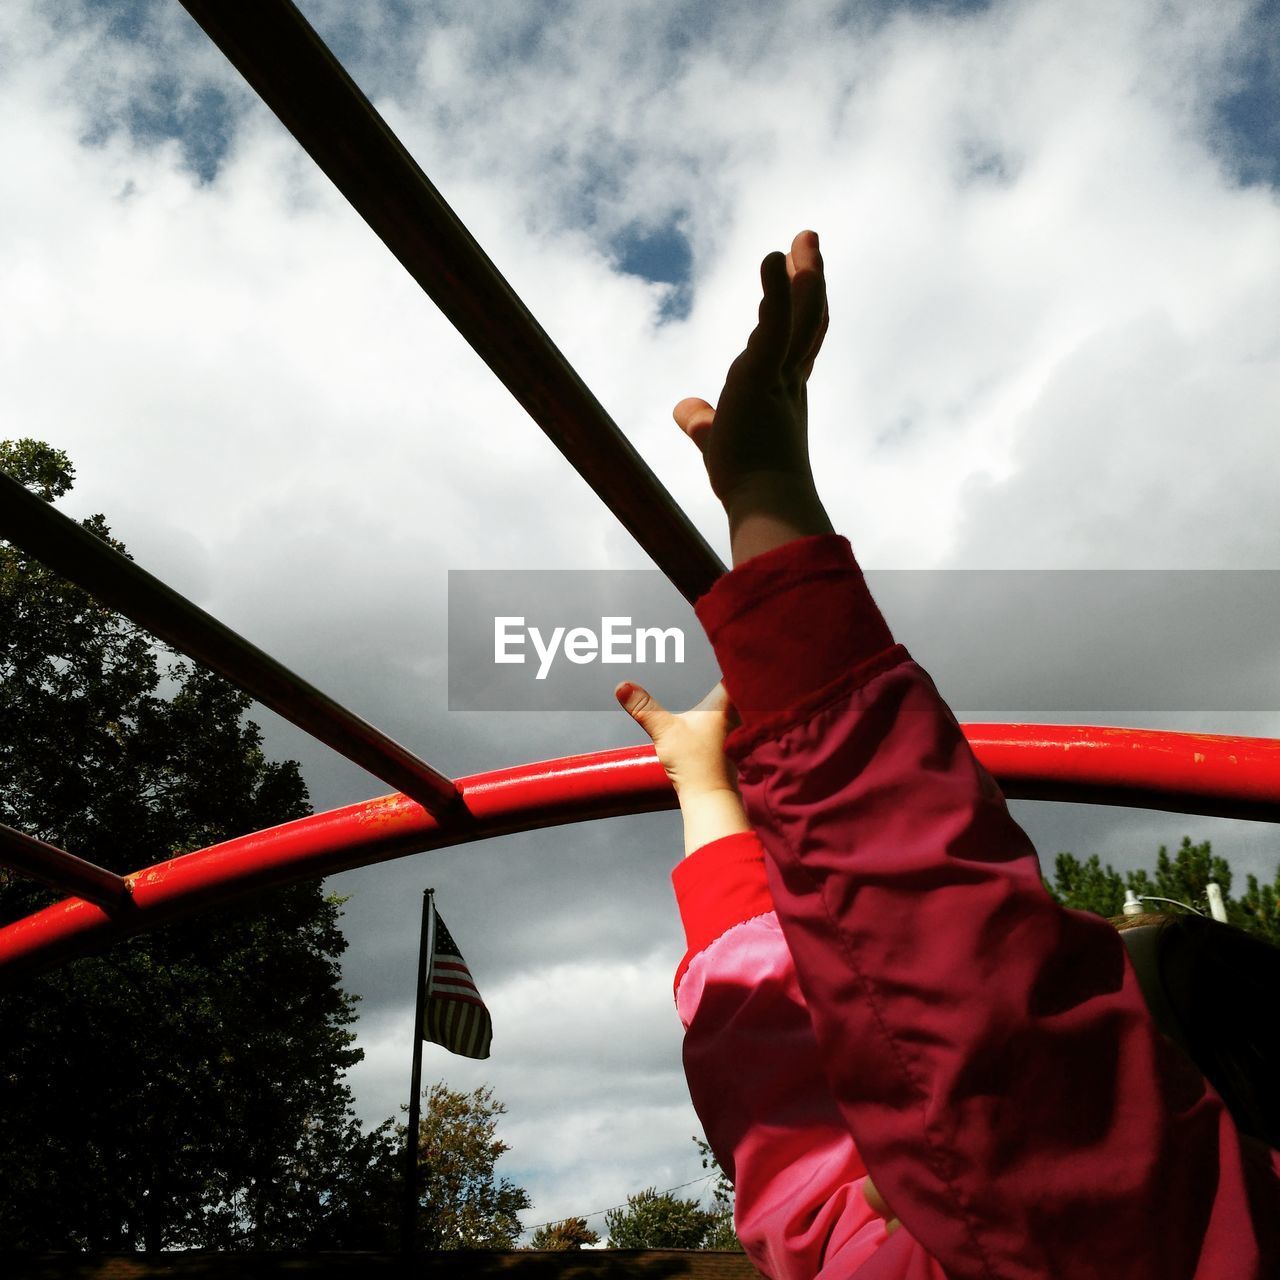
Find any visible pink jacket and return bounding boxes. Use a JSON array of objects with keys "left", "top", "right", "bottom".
[{"left": 672, "top": 534, "right": 1280, "bottom": 1279}]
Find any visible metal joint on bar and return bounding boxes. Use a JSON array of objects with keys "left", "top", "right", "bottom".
[
  {"left": 0, "top": 474, "right": 460, "bottom": 818},
  {"left": 177, "top": 0, "right": 726, "bottom": 606},
  {"left": 0, "top": 823, "right": 133, "bottom": 914}
]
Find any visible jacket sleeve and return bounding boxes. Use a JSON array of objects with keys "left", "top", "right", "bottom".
[
  {"left": 674, "top": 831, "right": 949, "bottom": 1279},
  {"left": 694, "top": 534, "right": 1280, "bottom": 1280}
]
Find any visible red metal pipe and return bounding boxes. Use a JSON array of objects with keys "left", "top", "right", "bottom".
[
  {"left": 0, "top": 823, "right": 132, "bottom": 913},
  {"left": 175, "top": 0, "right": 725, "bottom": 605},
  {"left": 2, "top": 726, "right": 1278, "bottom": 984},
  {"left": 972, "top": 723, "right": 1280, "bottom": 821}
]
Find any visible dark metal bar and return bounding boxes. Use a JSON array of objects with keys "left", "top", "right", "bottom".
[
  {"left": 0, "top": 473, "right": 460, "bottom": 817},
  {"left": 176, "top": 0, "right": 726, "bottom": 606},
  {"left": 0, "top": 822, "right": 132, "bottom": 913}
]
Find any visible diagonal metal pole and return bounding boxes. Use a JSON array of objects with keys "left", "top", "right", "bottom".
[
  {"left": 176, "top": 0, "right": 726, "bottom": 606},
  {"left": 0, "top": 823, "right": 132, "bottom": 913},
  {"left": 0, "top": 473, "right": 461, "bottom": 817}
]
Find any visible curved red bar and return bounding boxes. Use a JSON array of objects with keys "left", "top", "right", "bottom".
[
  {"left": 2, "top": 726, "right": 1278, "bottom": 982},
  {"left": 974, "top": 724, "right": 1280, "bottom": 821},
  {"left": 0, "top": 745, "right": 672, "bottom": 983}
]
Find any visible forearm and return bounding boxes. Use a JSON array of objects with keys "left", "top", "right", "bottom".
[
  {"left": 673, "top": 834, "right": 908, "bottom": 1278},
  {"left": 698, "top": 537, "right": 1278, "bottom": 1278},
  {"left": 676, "top": 787, "right": 751, "bottom": 857},
  {"left": 740, "top": 660, "right": 1277, "bottom": 1279},
  {"left": 723, "top": 472, "right": 833, "bottom": 567}
]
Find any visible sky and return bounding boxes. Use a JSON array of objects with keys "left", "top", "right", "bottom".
[{"left": 3, "top": 0, "right": 1280, "bottom": 1241}]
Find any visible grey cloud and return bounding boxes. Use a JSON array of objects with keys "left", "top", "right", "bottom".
[{"left": 944, "top": 309, "right": 1280, "bottom": 570}]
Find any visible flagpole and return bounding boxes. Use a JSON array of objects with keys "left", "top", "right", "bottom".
[{"left": 402, "top": 887, "right": 436, "bottom": 1256}]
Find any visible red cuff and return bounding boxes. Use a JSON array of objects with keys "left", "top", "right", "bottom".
[
  {"left": 694, "top": 534, "right": 895, "bottom": 729},
  {"left": 671, "top": 830, "right": 774, "bottom": 996}
]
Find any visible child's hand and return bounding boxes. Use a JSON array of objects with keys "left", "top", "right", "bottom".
[
  {"left": 674, "top": 230, "right": 832, "bottom": 535},
  {"left": 615, "top": 681, "right": 750, "bottom": 856},
  {"left": 615, "top": 681, "right": 739, "bottom": 798},
  {"left": 864, "top": 1175, "right": 902, "bottom": 1236}
]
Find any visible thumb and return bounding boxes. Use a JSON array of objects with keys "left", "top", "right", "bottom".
[
  {"left": 673, "top": 397, "right": 715, "bottom": 453},
  {"left": 615, "top": 681, "right": 674, "bottom": 743}
]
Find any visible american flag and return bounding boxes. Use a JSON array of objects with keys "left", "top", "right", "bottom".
[{"left": 422, "top": 904, "right": 492, "bottom": 1059}]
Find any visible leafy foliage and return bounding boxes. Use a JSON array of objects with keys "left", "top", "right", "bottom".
[
  {"left": 693, "top": 1135, "right": 740, "bottom": 1250},
  {"left": 604, "top": 1187, "right": 721, "bottom": 1250},
  {"left": 1046, "top": 836, "right": 1280, "bottom": 945},
  {"left": 301, "top": 1080, "right": 533, "bottom": 1251},
  {"left": 0, "top": 439, "right": 375, "bottom": 1249},
  {"left": 409, "top": 1081, "right": 531, "bottom": 1249},
  {"left": 528, "top": 1216, "right": 600, "bottom": 1250}
]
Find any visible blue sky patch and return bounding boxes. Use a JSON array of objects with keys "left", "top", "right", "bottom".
[
  {"left": 1211, "top": 14, "right": 1280, "bottom": 190},
  {"left": 84, "top": 0, "right": 155, "bottom": 42},
  {"left": 128, "top": 77, "right": 236, "bottom": 185},
  {"left": 611, "top": 223, "right": 694, "bottom": 322},
  {"left": 75, "top": 0, "right": 238, "bottom": 183}
]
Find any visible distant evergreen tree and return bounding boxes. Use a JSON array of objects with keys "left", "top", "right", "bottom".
[{"left": 1046, "top": 836, "right": 1280, "bottom": 945}]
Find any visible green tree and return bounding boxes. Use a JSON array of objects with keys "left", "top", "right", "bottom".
[
  {"left": 694, "top": 1135, "right": 741, "bottom": 1250},
  {"left": 298, "top": 1116, "right": 406, "bottom": 1250},
  {"left": 300, "top": 1080, "right": 533, "bottom": 1251},
  {"left": 1047, "top": 852, "right": 1128, "bottom": 918},
  {"left": 1046, "top": 836, "right": 1280, "bottom": 946},
  {"left": 1127, "top": 837, "right": 1234, "bottom": 915},
  {"left": 1236, "top": 866, "right": 1280, "bottom": 943},
  {"left": 407, "top": 1081, "right": 531, "bottom": 1249},
  {"left": 0, "top": 439, "right": 382, "bottom": 1249},
  {"left": 529, "top": 1216, "right": 600, "bottom": 1250},
  {"left": 605, "top": 1188, "right": 719, "bottom": 1250}
]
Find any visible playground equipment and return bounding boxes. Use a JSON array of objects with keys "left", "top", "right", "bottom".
[{"left": 2, "top": 0, "right": 1278, "bottom": 983}]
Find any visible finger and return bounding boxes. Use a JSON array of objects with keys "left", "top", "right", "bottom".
[
  {"left": 672, "top": 397, "right": 715, "bottom": 453},
  {"left": 785, "top": 230, "right": 827, "bottom": 377},
  {"left": 864, "top": 1177, "right": 888, "bottom": 1217},
  {"left": 864, "top": 1176, "right": 900, "bottom": 1236},
  {"left": 790, "top": 228, "right": 821, "bottom": 276},
  {"left": 741, "top": 250, "right": 791, "bottom": 374},
  {"left": 803, "top": 305, "right": 830, "bottom": 379},
  {"left": 615, "top": 681, "right": 674, "bottom": 742}
]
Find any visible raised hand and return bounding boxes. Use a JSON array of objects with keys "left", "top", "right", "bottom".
[
  {"left": 864, "top": 1175, "right": 902, "bottom": 1237},
  {"left": 615, "top": 681, "right": 750, "bottom": 856},
  {"left": 674, "top": 230, "right": 834, "bottom": 564}
]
